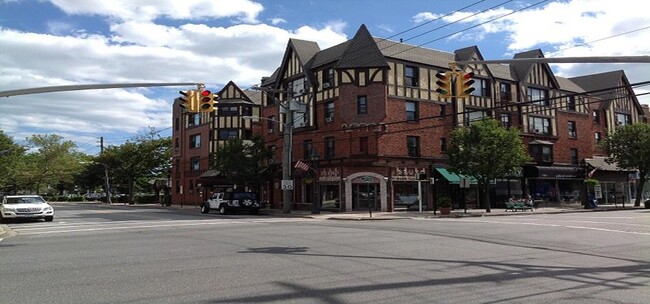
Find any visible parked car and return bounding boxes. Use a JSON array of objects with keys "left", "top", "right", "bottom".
[
  {"left": 201, "top": 192, "right": 260, "bottom": 215},
  {"left": 0, "top": 195, "right": 55, "bottom": 223}
]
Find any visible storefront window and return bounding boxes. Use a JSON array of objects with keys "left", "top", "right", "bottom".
[
  {"left": 320, "top": 184, "right": 340, "bottom": 209},
  {"left": 394, "top": 182, "right": 419, "bottom": 210}
]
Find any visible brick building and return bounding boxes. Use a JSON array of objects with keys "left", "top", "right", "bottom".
[{"left": 172, "top": 24, "right": 645, "bottom": 211}]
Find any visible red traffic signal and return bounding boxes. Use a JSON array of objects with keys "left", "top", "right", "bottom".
[{"left": 199, "top": 89, "right": 215, "bottom": 112}]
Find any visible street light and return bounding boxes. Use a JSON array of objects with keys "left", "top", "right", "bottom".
[{"left": 242, "top": 114, "right": 294, "bottom": 214}]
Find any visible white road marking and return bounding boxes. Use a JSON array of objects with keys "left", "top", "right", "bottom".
[{"left": 431, "top": 218, "right": 650, "bottom": 236}]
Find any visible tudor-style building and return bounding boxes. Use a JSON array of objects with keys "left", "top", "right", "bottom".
[
  {"left": 252, "top": 24, "right": 644, "bottom": 211},
  {"left": 171, "top": 81, "right": 261, "bottom": 206},
  {"left": 171, "top": 24, "right": 644, "bottom": 210}
]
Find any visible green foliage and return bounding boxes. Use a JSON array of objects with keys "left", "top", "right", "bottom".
[
  {"left": 211, "top": 136, "right": 272, "bottom": 189},
  {"left": 134, "top": 194, "right": 157, "bottom": 204},
  {"left": 602, "top": 123, "right": 650, "bottom": 206},
  {"left": 446, "top": 118, "right": 530, "bottom": 211},
  {"left": 0, "top": 130, "right": 26, "bottom": 193},
  {"left": 583, "top": 178, "right": 600, "bottom": 186},
  {"left": 437, "top": 196, "right": 452, "bottom": 208}
]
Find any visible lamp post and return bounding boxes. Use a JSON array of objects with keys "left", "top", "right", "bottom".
[
  {"left": 242, "top": 114, "right": 294, "bottom": 214},
  {"left": 310, "top": 151, "right": 321, "bottom": 214}
]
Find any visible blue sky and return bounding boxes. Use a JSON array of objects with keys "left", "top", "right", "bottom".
[{"left": 1, "top": 0, "right": 648, "bottom": 155}]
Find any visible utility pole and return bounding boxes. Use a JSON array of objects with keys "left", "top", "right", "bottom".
[
  {"left": 282, "top": 108, "right": 293, "bottom": 214},
  {"left": 100, "top": 137, "right": 112, "bottom": 204}
]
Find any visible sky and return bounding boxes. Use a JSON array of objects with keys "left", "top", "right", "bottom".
[{"left": 1, "top": 0, "right": 648, "bottom": 155}]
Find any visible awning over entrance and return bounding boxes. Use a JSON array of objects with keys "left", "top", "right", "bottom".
[
  {"left": 435, "top": 168, "right": 478, "bottom": 184},
  {"left": 523, "top": 166, "right": 582, "bottom": 179}
]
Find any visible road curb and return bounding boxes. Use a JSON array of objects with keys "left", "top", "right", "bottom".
[{"left": 0, "top": 224, "right": 16, "bottom": 239}]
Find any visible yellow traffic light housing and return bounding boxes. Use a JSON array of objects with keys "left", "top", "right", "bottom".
[
  {"left": 199, "top": 89, "right": 217, "bottom": 113},
  {"left": 435, "top": 72, "right": 453, "bottom": 98},
  {"left": 456, "top": 72, "right": 475, "bottom": 98},
  {"left": 179, "top": 90, "right": 198, "bottom": 112}
]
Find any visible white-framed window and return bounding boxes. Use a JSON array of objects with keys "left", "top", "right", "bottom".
[
  {"left": 404, "top": 65, "right": 419, "bottom": 87},
  {"left": 190, "top": 134, "right": 201, "bottom": 148},
  {"left": 528, "top": 116, "right": 552, "bottom": 135},
  {"left": 527, "top": 87, "right": 548, "bottom": 106},
  {"left": 568, "top": 121, "right": 577, "bottom": 138}
]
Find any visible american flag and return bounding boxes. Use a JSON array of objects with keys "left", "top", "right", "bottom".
[
  {"left": 587, "top": 167, "right": 599, "bottom": 178},
  {"left": 294, "top": 159, "right": 311, "bottom": 172}
]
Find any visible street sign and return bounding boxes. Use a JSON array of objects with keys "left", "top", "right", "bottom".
[{"left": 281, "top": 180, "right": 294, "bottom": 190}]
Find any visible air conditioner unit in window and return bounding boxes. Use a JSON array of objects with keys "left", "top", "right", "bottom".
[
  {"left": 325, "top": 117, "right": 333, "bottom": 122},
  {"left": 533, "top": 129, "right": 541, "bottom": 134},
  {"left": 322, "top": 82, "right": 331, "bottom": 89},
  {"left": 297, "top": 122, "right": 306, "bottom": 127},
  {"left": 267, "top": 128, "right": 274, "bottom": 133}
]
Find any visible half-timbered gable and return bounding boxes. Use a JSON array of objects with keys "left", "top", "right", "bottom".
[
  {"left": 212, "top": 81, "right": 261, "bottom": 150},
  {"left": 570, "top": 70, "right": 644, "bottom": 135},
  {"left": 455, "top": 46, "right": 495, "bottom": 126}
]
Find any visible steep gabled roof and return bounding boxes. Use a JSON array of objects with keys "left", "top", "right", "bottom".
[
  {"left": 455, "top": 45, "right": 494, "bottom": 79},
  {"left": 335, "top": 24, "right": 389, "bottom": 69},
  {"left": 290, "top": 38, "right": 320, "bottom": 65},
  {"left": 511, "top": 49, "right": 560, "bottom": 89},
  {"left": 570, "top": 70, "right": 642, "bottom": 111},
  {"left": 308, "top": 40, "right": 350, "bottom": 69},
  {"left": 377, "top": 39, "right": 453, "bottom": 68}
]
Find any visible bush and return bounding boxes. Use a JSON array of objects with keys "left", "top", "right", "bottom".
[{"left": 134, "top": 194, "right": 157, "bottom": 204}]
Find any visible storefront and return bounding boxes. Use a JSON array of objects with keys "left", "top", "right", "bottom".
[
  {"left": 523, "top": 165, "right": 583, "bottom": 203},
  {"left": 433, "top": 168, "right": 479, "bottom": 209},
  {"left": 585, "top": 157, "right": 636, "bottom": 205},
  {"left": 391, "top": 167, "right": 429, "bottom": 211},
  {"left": 317, "top": 167, "right": 342, "bottom": 211}
]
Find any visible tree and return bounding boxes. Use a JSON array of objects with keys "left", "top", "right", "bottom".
[
  {"left": 211, "top": 136, "right": 272, "bottom": 190},
  {"left": 97, "top": 135, "right": 171, "bottom": 204},
  {"left": 0, "top": 130, "right": 26, "bottom": 193},
  {"left": 602, "top": 123, "right": 650, "bottom": 207},
  {"left": 20, "top": 134, "right": 83, "bottom": 194},
  {"left": 446, "top": 118, "right": 531, "bottom": 212}
]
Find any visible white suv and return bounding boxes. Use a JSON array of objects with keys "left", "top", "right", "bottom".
[{"left": 0, "top": 195, "right": 55, "bottom": 223}]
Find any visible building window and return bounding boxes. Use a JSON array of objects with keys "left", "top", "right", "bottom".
[
  {"left": 267, "top": 115, "right": 275, "bottom": 132},
  {"left": 464, "top": 109, "right": 489, "bottom": 126},
  {"left": 567, "top": 96, "right": 576, "bottom": 111},
  {"left": 218, "top": 106, "right": 238, "bottom": 116},
  {"left": 568, "top": 121, "right": 577, "bottom": 138},
  {"left": 325, "top": 137, "right": 335, "bottom": 159},
  {"left": 570, "top": 148, "right": 579, "bottom": 165},
  {"left": 404, "top": 65, "right": 419, "bottom": 87},
  {"left": 593, "top": 110, "right": 600, "bottom": 123},
  {"left": 439, "top": 104, "right": 446, "bottom": 118},
  {"left": 190, "top": 134, "right": 201, "bottom": 148},
  {"left": 359, "top": 136, "right": 368, "bottom": 154},
  {"left": 499, "top": 83, "right": 511, "bottom": 101},
  {"left": 291, "top": 77, "right": 307, "bottom": 96},
  {"left": 615, "top": 113, "right": 632, "bottom": 126},
  {"left": 529, "top": 144, "right": 553, "bottom": 163},
  {"left": 440, "top": 138, "right": 446, "bottom": 152},
  {"left": 472, "top": 78, "right": 490, "bottom": 97},
  {"left": 325, "top": 102, "right": 334, "bottom": 122},
  {"left": 322, "top": 67, "right": 334, "bottom": 88},
  {"left": 406, "top": 101, "right": 419, "bottom": 122},
  {"left": 188, "top": 113, "right": 201, "bottom": 127},
  {"left": 357, "top": 95, "right": 368, "bottom": 114},
  {"left": 407, "top": 136, "right": 420, "bottom": 157},
  {"left": 303, "top": 140, "right": 313, "bottom": 160},
  {"left": 175, "top": 118, "right": 179, "bottom": 130},
  {"left": 528, "top": 116, "right": 552, "bottom": 135},
  {"left": 595, "top": 132, "right": 602, "bottom": 143},
  {"left": 243, "top": 106, "right": 252, "bottom": 117},
  {"left": 500, "top": 113, "right": 512, "bottom": 128},
  {"left": 175, "top": 138, "right": 179, "bottom": 148},
  {"left": 217, "top": 130, "right": 238, "bottom": 140},
  {"left": 190, "top": 157, "right": 200, "bottom": 171},
  {"left": 527, "top": 87, "right": 548, "bottom": 106}
]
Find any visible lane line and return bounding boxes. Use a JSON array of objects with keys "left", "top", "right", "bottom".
[{"left": 435, "top": 218, "right": 650, "bottom": 236}]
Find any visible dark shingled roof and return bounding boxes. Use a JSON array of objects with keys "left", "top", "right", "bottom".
[
  {"left": 335, "top": 24, "right": 389, "bottom": 69},
  {"left": 289, "top": 38, "right": 320, "bottom": 66},
  {"left": 569, "top": 70, "right": 642, "bottom": 110},
  {"left": 308, "top": 40, "right": 350, "bottom": 69},
  {"left": 377, "top": 39, "right": 453, "bottom": 68}
]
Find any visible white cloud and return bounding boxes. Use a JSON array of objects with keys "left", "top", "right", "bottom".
[
  {"left": 48, "top": 0, "right": 264, "bottom": 23},
  {"left": 0, "top": 3, "right": 348, "bottom": 150},
  {"left": 414, "top": 0, "right": 650, "bottom": 104},
  {"left": 270, "top": 18, "right": 286, "bottom": 25}
]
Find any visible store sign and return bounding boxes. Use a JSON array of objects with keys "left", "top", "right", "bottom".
[
  {"left": 392, "top": 167, "right": 426, "bottom": 181},
  {"left": 319, "top": 168, "right": 340, "bottom": 182}
]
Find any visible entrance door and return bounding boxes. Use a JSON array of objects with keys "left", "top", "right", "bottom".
[{"left": 352, "top": 183, "right": 379, "bottom": 211}]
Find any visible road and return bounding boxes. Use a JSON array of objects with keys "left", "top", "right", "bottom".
[{"left": 1, "top": 203, "right": 648, "bottom": 304}]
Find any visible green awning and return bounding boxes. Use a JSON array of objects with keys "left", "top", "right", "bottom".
[{"left": 435, "top": 168, "right": 478, "bottom": 184}]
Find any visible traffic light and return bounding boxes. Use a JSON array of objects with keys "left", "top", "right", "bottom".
[
  {"left": 435, "top": 72, "right": 453, "bottom": 98},
  {"left": 179, "top": 90, "right": 197, "bottom": 112},
  {"left": 456, "top": 72, "right": 475, "bottom": 98},
  {"left": 198, "top": 89, "right": 217, "bottom": 112}
]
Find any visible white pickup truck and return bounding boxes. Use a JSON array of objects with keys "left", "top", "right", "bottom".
[{"left": 201, "top": 192, "right": 261, "bottom": 215}]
